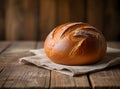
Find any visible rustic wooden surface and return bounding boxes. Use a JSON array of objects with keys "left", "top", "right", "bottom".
[
  {"left": 0, "top": 0, "right": 120, "bottom": 41},
  {"left": 87, "top": 0, "right": 104, "bottom": 33},
  {"left": 0, "top": 0, "right": 6, "bottom": 40},
  {"left": 0, "top": 41, "right": 120, "bottom": 89}
]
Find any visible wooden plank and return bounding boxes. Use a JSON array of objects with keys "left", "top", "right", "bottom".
[
  {"left": 0, "top": 42, "right": 10, "bottom": 54},
  {"left": 36, "top": 41, "right": 44, "bottom": 49},
  {"left": 107, "top": 42, "right": 120, "bottom": 49},
  {"left": 21, "top": 0, "right": 37, "bottom": 40},
  {"left": 39, "top": 0, "right": 56, "bottom": 40},
  {"left": 87, "top": 0, "right": 105, "bottom": 33},
  {"left": 6, "top": 0, "right": 37, "bottom": 41},
  {"left": 0, "top": 41, "right": 36, "bottom": 88},
  {"left": 0, "top": 0, "right": 6, "bottom": 40},
  {"left": 0, "top": 41, "right": 36, "bottom": 70},
  {"left": 0, "top": 41, "right": 11, "bottom": 77},
  {"left": 69, "top": 0, "right": 86, "bottom": 22},
  {"left": 0, "top": 64, "right": 50, "bottom": 89},
  {"left": 0, "top": 41, "right": 36, "bottom": 73},
  {"left": 104, "top": 0, "right": 120, "bottom": 41},
  {"left": 1, "top": 41, "right": 36, "bottom": 56},
  {"left": 89, "top": 42, "right": 120, "bottom": 89},
  {"left": 0, "top": 39, "right": 9, "bottom": 72},
  {"left": 5, "top": 0, "right": 19, "bottom": 40},
  {"left": 89, "top": 68, "right": 120, "bottom": 89},
  {"left": 51, "top": 71, "right": 90, "bottom": 89},
  {"left": 56, "top": 0, "right": 70, "bottom": 25},
  {"left": 0, "top": 41, "right": 50, "bottom": 89}
]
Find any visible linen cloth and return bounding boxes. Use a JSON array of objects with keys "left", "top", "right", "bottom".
[{"left": 19, "top": 47, "right": 120, "bottom": 76}]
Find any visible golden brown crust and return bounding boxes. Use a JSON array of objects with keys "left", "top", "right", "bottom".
[{"left": 44, "top": 22, "right": 107, "bottom": 65}]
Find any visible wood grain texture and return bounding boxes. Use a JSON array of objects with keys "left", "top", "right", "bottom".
[
  {"left": 0, "top": 42, "right": 10, "bottom": 54},
  {"left": 0, "top": 0, "right": 120, "bottom": 41},
  {"left": 0, "top": 41, "right": 120, "bottom": 89},
  {"left": 0, "top": 41, "right": 36, "bottom": 88},
  {"left": 56, "top": 0, "right": 70, "bottom": 25},
  {"left": 0, "top": 41, "right": 50, "bottom": 89},
  {"left": 39, "top": 0, "right": 56, "bottom": 40},
  {"left": 1, "top": 41, "right": 35, "bottom": 56},
  {"left": 0, "top": 41, "right": 36, "bottom": 68},
  {"left": 87, "top": 0, "right": 105, "bottom": 33},
  {"left": 69, "top": 0, "right": 86, "bottom": 22},
  {"left": 51, "top": 71, "right": 90, "bottom": 89},
  {"left": 104, "top": 0, "right": 120, "bottom": 41},
  {"left": 0, "top": 0, "right": 6, "bottom": 40},
  {"left": 20, "top": 0, "right": 37, "bottom": 40},
  {"left": 0, "top": 42, "right": 11, "bottom": 75},
  {"left": 6, "top": 0, "right": 37, "bottom": 40},
  {"left": 89, "top": 42, "right": 120, "bottom": 89},
  {"left": 107, "top": 42, "right": 120, "bottom": 49},
  {"left": 89, "top": 68, "right": 120, "bottom": 89},
  {"left": 5, "top": 0, "right": 19, "bottom": 40},
  {"left": 0, "top": 64, "right": 50, "bottom": 89}
]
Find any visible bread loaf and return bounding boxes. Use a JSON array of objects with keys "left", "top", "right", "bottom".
[{"left": 44, "top": 22, "right": 107, "bottom": 65}]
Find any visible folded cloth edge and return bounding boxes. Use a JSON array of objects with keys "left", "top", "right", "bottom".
[{"left": 19, "top": 47, "right": 120, "bottom": 76}]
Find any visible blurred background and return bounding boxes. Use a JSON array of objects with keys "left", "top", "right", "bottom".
[{"left": 0, "top": 0, "right": 120, "bottom": 41}]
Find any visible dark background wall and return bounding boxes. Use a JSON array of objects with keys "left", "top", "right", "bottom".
[{"left": 0, "top": 0, "right": 120, "bottom": 41}]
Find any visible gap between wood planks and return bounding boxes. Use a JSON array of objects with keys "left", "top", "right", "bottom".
[
  {"left": 35, "top": 41, "right": 92, "bottom": 89},
  {"left": 0, "top": 42, "right": 12, "bottom": 75},
  {"left": 0, "top": 41, "right": 120, "bottom": 89},
  {"left": 88, "top": 42, "right": 120, "bottom": 89},
  {"left": 0, "top": 42, "right": 12, "bottom": 54},
  {"left": 3, "top": 41, "right": 120, "bottom": 88},
  {"left": 0, "top": 41, "right": 50, "bottom": 88}
]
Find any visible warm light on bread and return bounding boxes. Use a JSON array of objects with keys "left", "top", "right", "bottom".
[{"left": 44, "top": 22, "right": 107, "bottom": 65}]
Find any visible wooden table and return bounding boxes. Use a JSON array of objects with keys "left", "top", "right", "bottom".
[{"left": 0, "top": 41, "right": 120, "bottom": 89}]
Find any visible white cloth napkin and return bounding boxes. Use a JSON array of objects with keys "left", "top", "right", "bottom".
[{"left": 19, "top": 47, "right": 120, "bottom": 76}]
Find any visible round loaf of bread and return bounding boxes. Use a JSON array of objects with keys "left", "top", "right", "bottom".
[{"left": 44, "top": 22, "right": 107, "bottom": 65}]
